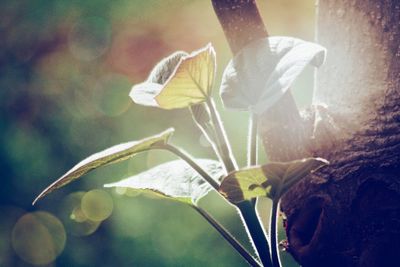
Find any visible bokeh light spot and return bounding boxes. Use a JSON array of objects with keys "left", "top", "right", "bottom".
[
  {"left": 93, "top": 74, "right": 131, "bottom": 117},
  {"left": 69, "top": 16, "right": 111, "bottom": 61},
  {"left": 70, "top": 206, "right": 87, "bottom": 223},
  {"left": 11, "top": 211, "right": 66, "bottom": 265},
  {"left": 0, "top": 205, "right": 26, "bottom": 267},
  {"left": 60, "top": 192, "right": 101, "bottom": 237},
  {"left": 81, "top": 189, "right": 113, "bottom": 222}
]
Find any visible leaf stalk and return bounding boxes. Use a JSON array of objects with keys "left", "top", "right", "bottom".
[
  {"left": 161, "top": 144, "right": 220, "bottom": 191},
  {"left": 205, "top": 98, "right": 237, "bottom": 173},
  {"left": 248, "top": 113, "right": 258, "bottom": 167},
  {"left": 201, "top": 99, "right": 273, "bottom": 267},
  {"left": 192, "top": 205, "right": 262, "bottom": 267},
  {"left": 270, "top": 199, "right": 282, "bottom": 267}
]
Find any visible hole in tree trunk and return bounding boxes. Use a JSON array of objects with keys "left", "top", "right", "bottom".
[{"left": 289, "top": 199, "right": 324, "bottom": 247}]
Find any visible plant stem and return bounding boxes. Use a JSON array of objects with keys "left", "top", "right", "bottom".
[
  {"left": 204, "top": 98, "right": 272, "bottom": 267},
  {"left": 248, "top": 113, "right": 258, "bottom": 167},
  {"left": 162, "top": 144, "right": 220, "bottom": 191},
  {"left": 190, "top": 104, "right": 226, "bottom": 169},
  {"left": 270, "top": 199, "right": 282, "bottom": 267},
  {"left": 206, "top": 98, "right": 237, "bottom": 172},
  {"left": 248, "top": 113, "right": 258, "bottom": 207},
  {"left": 192, "top": 205, "right": 262, "bottom": 267},
  {"left": 161, "top": 143, "right": 264, "bottom": 266},
  {"left": 238, "top": 201, "right": 273, "bottom": 267}
]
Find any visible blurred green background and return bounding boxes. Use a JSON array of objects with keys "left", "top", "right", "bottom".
[{"left": 0, "top": 0, "right": 315, "bottom": 266}]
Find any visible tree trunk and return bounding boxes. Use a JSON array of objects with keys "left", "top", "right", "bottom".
[
  {"left": 213, "top": 0, "right": 400, "bottom": 266},
  {"left": 271, "top": 1, "right": 400, "bottom": 266}
]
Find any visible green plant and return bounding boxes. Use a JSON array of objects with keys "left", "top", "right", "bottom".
[{"left": 34, "top": 39, "right": 328, "bottom": 267}]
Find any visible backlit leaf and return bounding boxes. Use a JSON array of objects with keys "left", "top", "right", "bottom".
[
  {"left": 148, "top": 51, "right": 189, "bottom": 85},
  {"left": 33, "top": 128, "right": 174, "bottom": 205},
  {"left": 129, "top": 51, "right": 188, "bottom": 107},
  {"left": 219, "top": 158, "right": 328, "bottom": 203},
  {"left": 220, "top": 36, "right": 326, "bottom": 114},
  {"left": 105, "top": 159, "right": 223, "bottom": 204},
  {"left": 155, "top": 44, "right": 216, "bottom": 109}
]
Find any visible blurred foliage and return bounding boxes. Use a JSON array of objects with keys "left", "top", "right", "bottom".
[{"left": 0, "top": 0, "right": 314, "bottom": 266}]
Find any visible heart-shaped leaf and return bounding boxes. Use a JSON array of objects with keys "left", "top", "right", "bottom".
[
  {"left": 129, "top": 51, "right": 188, "bottom": 107},
  {"left": 105, "top": 159, "right": 223, "bottom": 204},
  {"left": 220, "top": 36, "right": 326, "bottom": 115},
  {"left": 33, "top": 128, "right": 174, "bottom": 205},
  {"left": 130, "top": 44, "right": 216, "bottom": 110},
  {"left": 155, "top": 43, "right": 216, "bottom": 109},
  {"left": 219, "top": 158, "right": 328, "bottom": 203}
]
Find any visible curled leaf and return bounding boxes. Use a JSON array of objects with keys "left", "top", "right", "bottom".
[
  {"left": 130, "top": 44, "right": 216, "bottom": 110},
  {"left": 105, "top": 159, "right": 224, "bottom": 204},
  {"left": 129, "top": 52, "right": 188, "bottom": 108},
  {"left": 33, "top": 128, "right": 174, "bottom": 205},
  {"left": 148, "top": 51, "right": 189, "bottom": 85},
  {"left": 219, "top": 158, "right": 328, "bottom": 203},
  {"left": 220, "top": 36, "right": 327, "bottom": 114}
]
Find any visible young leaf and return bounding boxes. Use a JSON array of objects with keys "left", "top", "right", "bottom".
[
  {"left": 220, "top": 36, "right": 326, "bottom": 115},
  {"left": 105, "top": 159, "right": 223, "bottom": 204},
  {"left": 33, "top": 128, "right": 174, "bottom": 205},
  {"left": 156, "top": 44, "right": 216, "bottom": 109},
  {"left": 219, "top": 158, "right": 328, "bottom": 203},
  {"left": 154, "top": 43, "right": 216, "bottom": 109},
  {"left": 129, "top": 51, "right": 188, "bottom": 107},
  {"left": 130, "top": 44, "right": 216, "bottom": 110},
  {"left": 148, "top": 51, "right": 189, "bottom": 85}
]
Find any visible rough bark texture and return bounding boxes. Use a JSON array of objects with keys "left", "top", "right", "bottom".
[
  {"left": 277, "top": 1, "right": 400, "bottom": 266},
  {"left": 213, "top": 0, "right": 400, "bottom": 266}
]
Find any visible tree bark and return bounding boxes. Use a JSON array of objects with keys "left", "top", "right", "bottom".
[
  {"left": 213, "top": 0, "right": 400, "bottom": 267},
  {"left": 275, "top": 1, "right": 400, "bottom": 266}
]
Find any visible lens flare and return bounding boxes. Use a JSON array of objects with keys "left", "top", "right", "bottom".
[
  {"left": 0, "top": 205, "right": 25, "bottom": 267},
  {"left": 81, "top": 189, "right": 114, "bottom": 222},
  {"left": 60, "top": 191, "right": 101, "bottom": 236},
  {"left": 11, "top": 211, "right": 66, "bottom": 265},
  {"left": 60, "top": 192, "right": 101, "bottom": 236}
]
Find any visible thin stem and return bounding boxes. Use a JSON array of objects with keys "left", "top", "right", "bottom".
[
  {"left": 206, "top": 98, "right": 237, "bottom": 173},
  {"left": 162, "top": 144, "right": 220, "bottom": 191},
  {"left": 190, "top": 105, "right": 226, "bottom": 170},
  {"left": 202, "top": 99, "right": 272, "bottom": 267},
  {"left": 247, "top": 113, "right": 258, "bottom": 167},
  {"left": 238, "top": 201, "right": 273, "bottom": 267},
  {"left": 161, "top": 143, "right": 264, "bottom": 267},
  {"left": 192, "top": 205, "right": 262, "bottom": 267},
  {"left": 162, "top": 143, "right": 271, "bottom": 266},
  {"left": 270, "top": 199, "right": 282, "bottom": 267},
  {"left": 248, "top": 113, "right": 259, "bottom": 207}
]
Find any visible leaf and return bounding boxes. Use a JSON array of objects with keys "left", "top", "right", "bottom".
[
  {"left": 220, "top": 36, "right": 326, "bottom": 115},
  {"left": 105, "top": 159, "right": 224, "bottom": 204},
  {"left": 155, "top": 43, "right": 216, "bottom": 109},
  {"left": 219, "top": 158, "right": 328, "bottom": 203},
  {"left": 147, "top": 51, "right": 189, "bottom": 85},
  {"left": 280, "top": 158, "right": 329, "bottom": 195},
  {"left": 33, "top": 128, "right": 174, "bottom": 205},
  {"left": 129, "top": 51, "right": 188, "bottom": 107},
  {"left": 129, "top": 82, "right": 163, "bottom": 108}
]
